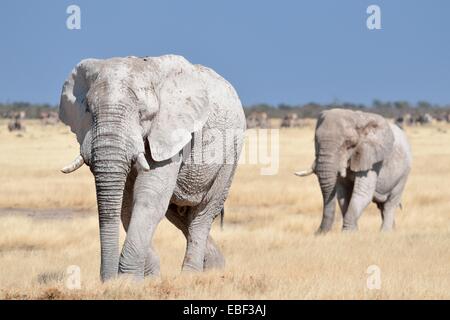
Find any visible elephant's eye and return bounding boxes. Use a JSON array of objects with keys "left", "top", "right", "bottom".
[
  {"left": 139, "top": 109, "right": 153, "bottom": 121},
  {"left": 82, "top": 98, "right": 90, "bottom": 113},
  {"left": 345, "top": 140, "right": 357, "bottom": 149}
]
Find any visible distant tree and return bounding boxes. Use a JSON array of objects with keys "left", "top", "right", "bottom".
[
  {"left": 278, "top": 103, "right": 293, "bottom": 111},
  {"left": 0, "top": 102, "right": 57, "bottom": 119},
  {"left": 417, "top": 101, "right": 431, "bottom": 109}
]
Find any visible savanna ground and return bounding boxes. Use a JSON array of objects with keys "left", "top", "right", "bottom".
[{"left": 0, "top": 119, "right": 449, "bottom": 299}]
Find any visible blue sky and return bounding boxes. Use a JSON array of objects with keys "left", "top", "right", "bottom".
[{"left": 1, "top": 0, "right": 449, "bottom": 106}]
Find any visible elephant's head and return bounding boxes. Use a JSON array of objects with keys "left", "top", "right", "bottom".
[
  {"left": 59, "top": 55, "right": 211, "bottom": 280},
  {"left": 295, "top": 109, "right": 394, "bottom": 232},
  {"left": 314, "top": 109, "right": 394, "bottom": 179}
]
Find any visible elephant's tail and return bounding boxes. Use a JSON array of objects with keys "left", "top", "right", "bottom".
[{"left": 220, "top": 208, "right": 224, "bottom": 230}]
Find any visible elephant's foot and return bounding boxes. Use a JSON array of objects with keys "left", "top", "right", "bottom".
[
  {"left": 203, "top": 236, "right": 225, "bottom": 270},
  {"left": 380, "top": 226, "right": 394, "bottom": 232},
  {"left": 144, "top": 249, "right": 161, "bottom": 277},
  {"left": 342, "top": 212, "right": 361, "bottom": 232},
  {"left": 182, "top": 241, "right": 225, "bottom": 272},
  {"left": 181, "top": 261, "right": 204, "bottom": 273},
  {"left": 119, "top": 244, "right": 161, "bottom": 280},
  {"left": 315, "top": 227, "right": 331, "bottom": 235},
  {"left": 380, "top": 220, "right": 395, "bottom": 232},
  {"left": 118, "top": 268, "right": 145, "bottom": 281},
  {"left": 316, "top": 213, "right": 335, "bottom": 235},
  {"left": 342, "top": 224, "right": 358, "bottom": 232},
  {"left": 181, "top": 242, "right": 208, "bottom": 273},
  {"left": 118, "top": 249, "right": 146, "bottom": 281},
  {"left": 380, "top": 208, "right": 396, "bottom": 232}
]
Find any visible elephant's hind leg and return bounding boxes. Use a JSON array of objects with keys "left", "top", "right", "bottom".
[
  {"left": 166, "top": 204, "right": 225, "bottom": 271},
  {"left": 180, "top": 165, "right": 236, "bottom": 272},
  {"left": 380, "top": 177, "right": 408, "bottom": 231},
  {"left": 181, "top": 204, "right": 215, "bottom": 272},
  {"left": 379, "top": 197, "right": 400, "bottom": 231},
  {"left": 203, "top": 235, "right": 225, "bottom": 270}
]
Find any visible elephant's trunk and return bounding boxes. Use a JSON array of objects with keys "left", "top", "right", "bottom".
[
  {"left": 315, "top": 143, "right": 339, "bottom": 232},
  {"left": 91, "top": 110, "right": 133, "bottom": 281},
  {"left": 94, "top": 170, "right": 126, "bottom": 281}
]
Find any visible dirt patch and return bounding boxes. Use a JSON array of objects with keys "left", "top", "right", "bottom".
[
  {"left": 0, "top": 208, "right": 94, "bottom": 220},
  {"left": 0, "top": 244, "right": 38, "bottom": 253}
]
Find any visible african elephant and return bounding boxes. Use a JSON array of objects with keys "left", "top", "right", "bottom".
[
  {"left": 59, "top": 55, "right": 245, "bottom": 281},
  {"left": 295, "top": 109, "right": 411, "bottom": 233}
]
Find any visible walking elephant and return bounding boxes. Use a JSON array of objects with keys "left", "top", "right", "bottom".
[
  {"left": 295, "top": 109, "right": 411, "bottom": 233},
  {"left": 59, "top": 55, "right": 246, "bottom": 281}
]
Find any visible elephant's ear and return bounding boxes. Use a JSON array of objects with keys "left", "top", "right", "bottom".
[
  {"left": 350, "top": 117, "right": 394, "bottom": 172},
  {"left": 148, "top": 69, "right": 210, "bottom": 162},
  {"left": 59, "top": 59, "right": 100, "bottom": 145}
]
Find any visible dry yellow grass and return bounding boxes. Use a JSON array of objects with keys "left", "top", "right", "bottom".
[{"left": 0, "top": 119, "right": 449, "bottom": 299}]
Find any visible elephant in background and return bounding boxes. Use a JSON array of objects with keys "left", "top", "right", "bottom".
[
  {"left": 59, "top": 55, "right": 246, "bottom": 281},
  {"left": 295, "top": 109, "right": 411, "bottom": 233}
]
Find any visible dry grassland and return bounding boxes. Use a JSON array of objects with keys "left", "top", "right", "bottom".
[{"left": 0, "top": 119, "right": 449, "bottom": 299}]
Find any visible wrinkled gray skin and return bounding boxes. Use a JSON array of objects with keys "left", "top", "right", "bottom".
[
  {"left": 298, "top": 109, "right": 411, "bottom": 233},
  {"left": 59, "top": 55, "right": 245, "bottom": 281}
]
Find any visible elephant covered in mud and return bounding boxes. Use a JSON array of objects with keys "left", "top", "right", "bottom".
[
  {"left": 59, "top": 55, "right": 246, "bottom": 281},
  {"left": 296, "top": 109, "right": 411, "bottom": 233}
]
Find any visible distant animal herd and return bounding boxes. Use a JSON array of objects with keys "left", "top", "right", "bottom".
[
  {"left": 3, "top": 109, "right": 450, "bottom": 132},
  {"left": 245, "top": 110, "right": 450, "bottom": 129},
  {"left": 2, "top": 110, "right": 59, "bottom": 132}
]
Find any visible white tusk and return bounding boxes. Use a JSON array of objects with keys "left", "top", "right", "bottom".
[
  {"left": 61, "top": 155, "right": 84, "bottom": 174},
  {"left": 294, "top": 168, "right": 314, "bottom": 177},
  {"left": 136, "top": 153, "right": 150, "bottom": 171}
]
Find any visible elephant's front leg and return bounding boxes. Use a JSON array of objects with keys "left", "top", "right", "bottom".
[
  {"left": 342, "top": 170, "right": 378, "bottom": 231},
  {"left": 118, "top": 157, "right": 182, "bottom": 280},
  {"left": 121, "top": 169, "right": 159, "bottom": 276}
]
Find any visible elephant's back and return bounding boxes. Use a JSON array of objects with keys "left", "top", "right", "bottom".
[
  {"left": 149, "top": 55, "right": 246, "bottom": 130},
  {"left": 389, "top": 123, "right": 412, "bottom": 166},
  {"left": 195, "top": 65, "right": 246, "bottom": 131}
]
